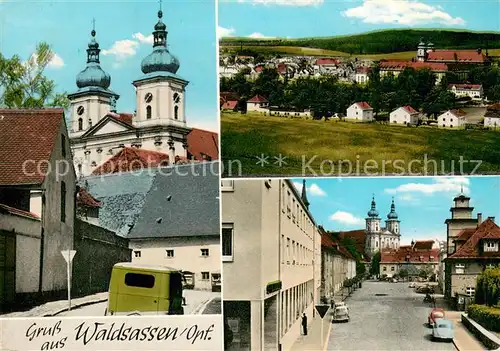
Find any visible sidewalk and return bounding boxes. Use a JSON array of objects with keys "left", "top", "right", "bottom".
[{"left": 1, "top": 292, "right": 108, "bottom": 318}]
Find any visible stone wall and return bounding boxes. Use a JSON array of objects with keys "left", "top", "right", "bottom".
[{"left": 73, "top": 218, "right": 131, "bottom": 297}]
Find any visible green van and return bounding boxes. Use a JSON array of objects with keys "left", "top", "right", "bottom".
[{"left": 105, "top": 262, "right": 184, "bottom": 316}]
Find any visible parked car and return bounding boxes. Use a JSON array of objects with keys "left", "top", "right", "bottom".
[
  {"left": 392, "top": 278, "right": 398, "bottom": 283},
  {"left": 334, "top": 302, "right": 346, "bottom": 311},
  {"left": 428, "top": 308, "right": 445, "bottom": 327},
  {"left": 332, "top": 305, "right": 350, "bottom": 322},
  {"left": 416, "top": 285, "right": 434, "bottom": 294},
  {"left": 431, "top": 319, "right": 454, "bottom": 342},
  {"left": 409, "top": 282, "right": 416, "bottom": 288}
]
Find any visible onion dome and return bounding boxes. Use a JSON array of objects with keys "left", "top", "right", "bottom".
[
  {"left": 141, "top": 10, "right": 180, "bottom": 74},
  {"left": 418, "top": 37, "right": 426, "bottom": 47},
  {"left": 367, "top": 196, "right": 379, "bottom": 218},
  {"left": 387, "top": 198, "right": 398, "bottom": 219},
  {"left": 76, "top": 28, "right": 111, "bottom": 89}
]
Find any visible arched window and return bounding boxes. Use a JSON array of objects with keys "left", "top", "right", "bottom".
[
  {"left": 88, "top": 119, "right": 92, "bottom": 128},
  {"left": 174, "top": 105, "right": 179, "bottom": 120},
  {"left": 146, "top": 105, "right": 152, "bottom": 119},
  {"left": 78, "top": 118, "right": 83, "bottom": 131}
]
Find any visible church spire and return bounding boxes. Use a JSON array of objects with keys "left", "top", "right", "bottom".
[
  {"left": 153, "top": 0, "right": 167, "bottom": 48},
  {"left": 87, "top": 19, "right": 100, "bottom": 64},
  {"left": 387, "top": 197, "right": 398, "bottom": 220},
  {"left": 301, "top": 179, "right": 310, "bottom": 209},
  {"left": 367, "top": 194, "right": 379, "bottom": 218}
]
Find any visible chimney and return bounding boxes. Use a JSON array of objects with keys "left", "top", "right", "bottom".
[
  {"left": 477, "top": 213, "right": 482, "bottom": 224},
  {"left": 487, "top": 216, "right": 495, "bottom": 223}
]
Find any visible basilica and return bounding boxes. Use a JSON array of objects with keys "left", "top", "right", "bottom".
[{"left": 67, "top": 9, "right": 217, "bottom": 176}]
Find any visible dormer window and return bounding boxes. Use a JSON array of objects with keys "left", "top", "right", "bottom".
[
  {"left": 484, "top": 240, "right": 499, "bottom": 252},
  {"left": 455, "top": 264, "right": 465, "bottom": 274}
]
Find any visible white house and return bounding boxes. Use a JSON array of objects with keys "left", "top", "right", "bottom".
[
  {"left": 222, "top": 179, "right": 321, "bottom": 351},
  {"left": 355, "top": 67, "right": 370, "bottom": 84},
  {"left": 246, "top": 95, "right": 269, "bottom": 113},
  {"left": 448, "top": 84, "right": 483, "bottom": 100},
  {"left": 346, "top": 102, "right": 374, "bottom": 122},
  {"left": 438, "top": 109, "right": 468, "bottom": 128},
  {"left": 484, "top": 103, "right": 500, "bottom": 128},
  {"left": 390, "top": 106, "right": 420, "bottom": 125}
]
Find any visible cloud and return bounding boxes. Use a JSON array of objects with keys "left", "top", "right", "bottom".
[
  {"left": 132, "top": 32, "right": 154, "bottom": 45},
  {"left": 293, "top": 182, "right": 327, "bottom": 197},
  {"left": 342, "top": 0, "right": 466, "bottom": 26},
  {"left": 247, "top": 32, "right": 275, "bottom": 39},
  {"left": 385, "top": 177, "right": 469, "bottom": 195},
  {"left": 218, "top": 25, "right": 236, "bottom": 38},
  {"left": 27, "top": 52, "right": 65, "bottom": 69},
  {"left": 236, "top": 0, "right": 323, "bottom": 6},
  {"left": 102, "top": 39, "right": 139, "bottom": 60},
  {"left": 329, "top": 211, "right": 364, "bottom": 226}
]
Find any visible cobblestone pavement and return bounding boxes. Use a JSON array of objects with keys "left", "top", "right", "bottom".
[{"left": 327, "top": 281, "right": 457, "bottom": 351}]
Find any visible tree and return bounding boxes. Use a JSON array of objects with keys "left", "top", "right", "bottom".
[
  {"left": 370, "top": 251, "right": 381, "bottom": 276},
  {"left": 399, "top": 268, "right": 409, "bottom": 281},
  {"left": 0, "top": 42, "right": 69, "bottom": 109},
  {"left": 418, "top": 269, "right": 428, "bottom": 279}
]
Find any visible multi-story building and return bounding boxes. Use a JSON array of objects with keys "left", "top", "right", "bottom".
[
  {"left": 222, "top": 179, "right": 321, "bottom": 351},
  {"left": 380, "top": 241, "right": 439, "bottom": 279}
]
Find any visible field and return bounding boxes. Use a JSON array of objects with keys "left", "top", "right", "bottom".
[
  {"left": 220, "top": 45, "right": 500, "bottom": 59},
  {"left": 221, "top": 112, "right": 500, "bottom": 177}
]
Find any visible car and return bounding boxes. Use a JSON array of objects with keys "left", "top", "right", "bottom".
[
  {"left": 432, "top": 318, "right": 454, "bottom": 342},
  {"left": 409, "top": 282, "right": 416, "bottom": 288},
  {"left": 332, "top": 305, "right": 349, "bottom": 322},
  {"left": 416, "top": 285, "right": 434, "bottom": 294},
  {"left": 392, "top": 278, "right": 398, "bottom": 283},
  {"left": 428, "top": 308, "right": 445, "bottom": 327},
  {"left": 334, "top": 302, "right": 346, "bottom": 311}
]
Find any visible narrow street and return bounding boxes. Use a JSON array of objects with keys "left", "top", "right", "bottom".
[
  {"left": 327, "top": 281, "right": 457, "bottom": 351},
  {"left": 57, "top": 290, "right": 221, "bottom": 317}
]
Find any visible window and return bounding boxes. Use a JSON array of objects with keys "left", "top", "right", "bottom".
[
  {"left": 174, "top": 105, "right": 179, "bottom": 120},
  {"left": 391, "top": 266, "right": 395, "bottom": 271},
  {"left": 287, "top": 191, "right": 291, "bottom": 217},
  {"left": 134, "top": 250, "right": 141, "bottom": 258},
  {"left": 78, "top": 118, "right": 83, "bottom": 131},
  {"left": 165, "top": 249, "right": 174, "bottom": 258},
  {"left": 486, "top": 263, "right": 495, "bottom": 269},
  {"left": 60, "top": 181, "right": 66, "bottom": 222},
  {"left": 383, "top": 266, "right": 387, "bottom": 271},
  {"left": 292, "top": 199, "right": 296, "bottom": 222},
  {"left": 125, "top": 272, "right": 155, "bottom": 288},
  {"left": 455, "top": 264, "right": 465, "bottom": 274},
  {"left": 465, "top": 287, "right": 475, "bottom": 297},
  {"left": 281, "top": 183, "right": 286, "bottom": 212},
  {"left": 61, "top": 134, "right": 66, "bottom": 158},
  {"left": 287, "top": 238, "right": 291, "bottom": 264},
  {"left": 201, "top": 272, "right": 210, "bottom": 280},
  {"left": 88, "top": 119, "right": 92, "bottom": 128},
  {"left": 201, "top": 248, "right": 209, "bottom": 257},
  {"left": 221, "top": 179, "right": 234, "bottom": 191},
  {"left": 222, "top": 224, "right": 233, "bottom": 262},
  {"left": 146, "top": 105, "right": 152, "bottom": 119}
]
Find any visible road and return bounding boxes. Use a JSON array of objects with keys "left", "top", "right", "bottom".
[
  {"left": 57, "top": 289, "right": 221, "bottom": 317},
  {"left": 327, "top": 281, "right": 457, "bottom": 351}
]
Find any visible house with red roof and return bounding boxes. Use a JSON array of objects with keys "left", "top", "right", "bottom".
[
  {"left": 448, "top": 84, "right": 483, "bottom": 100},
  {"left": 0, "top": 108, "right": 76, "bottom": 309},
  {"left": 380, "top": 242, "right": 440, "bottom": 279},
  {"left": 444, "top": 217, "right": 500, "bottom": 300},
  {"left": 484, "top": 102, "right": 500, "bottom": 128},
  {"left": 379, "top": 60, "right": 448, "bottom": 84},
  {"left": 246, "top": 94, "right": 269, "bottom": 113},
  {"left": 346, "top": 101, "right": 374, "bottom": 122},
  {"left": 438, "top": 109, "right": 468, "bottom": 128},
  {"left": 221, "top": 100, "right": 238, "bottom": 112},
  {"left": 320, "top": 227, "right": 356, "bottom": 301},
  {"left": 389, "top": 105, "right": 421, "bottom": 125},
  {"left": 355, "top": 66, "right": 370, "bottom": 84}
]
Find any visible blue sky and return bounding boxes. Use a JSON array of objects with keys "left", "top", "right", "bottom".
[
  {"left": 0, "top": 0, "right": 218, "bottom": 132},
  {"left": 292, "top": 176, "right": 500, "bottom": 245},
  {"left": 218, "top": 0, "right": 499, "bottom": 39}
]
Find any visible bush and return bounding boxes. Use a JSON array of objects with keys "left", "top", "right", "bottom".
[
  {"left": 467, "top": 304, "right": 500, "bottom": 332},
  {"left": 475, "top": 268, "right": 500, "bottom": 306}
]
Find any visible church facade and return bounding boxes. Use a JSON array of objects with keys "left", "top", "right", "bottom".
[
  {"left": 364, "top": 197, "right": 401, "bottom": 255},
  {"left": 68, "top": 10, "right": 199, "bottom": 176}
]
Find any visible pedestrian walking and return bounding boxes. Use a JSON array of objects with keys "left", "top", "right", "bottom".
[{"left": 301, "top": 313, "right": 308, "bottom": 335}]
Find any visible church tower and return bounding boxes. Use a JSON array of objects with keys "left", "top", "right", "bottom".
[
  {"left": 417, "top": 38, "right": 428, "bottom": 62},
  {"left": 132, "top": 6, "right": 190, "bottom": 159},
  {"left": 68, "top": 23, "right": 119, "bottom": 137},
  {"left": 385, "top": 198, "right": 400, "bottom": 235},
  {"left": 365, "top": 196, "right": 381, "bottom": 254}
]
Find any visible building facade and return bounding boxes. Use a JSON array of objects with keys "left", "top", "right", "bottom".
[
  {"left": 438, "top": 110, "right": 467, "bottom": 128},
  {"left": 448, "top": 84, "right": 483, "bottom": 100},
  {"left": 346, "top": 102, "right": 374, "bottom": 122},
  {"left": 222, "top": 179, "right": 320, "bottom": 351},
  {"left": 365, "top": 197, "right": 401, "bottom": 255},
  {"left": 380, "top": 241, "right": 439, "bottom": 279},
  {"left": 68, "top": 9, "right": 212, "bottom": 177},
  {"left": 389, "top": 106, "right": 420, "bottom": 125}
]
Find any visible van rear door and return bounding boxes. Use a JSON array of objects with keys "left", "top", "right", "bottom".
[{"left": 116, "top": 271, "right": 159, "bottom": 314}]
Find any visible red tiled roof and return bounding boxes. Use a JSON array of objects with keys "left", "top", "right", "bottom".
[
  {"left": 453, "top": 228, "right": 476, "bottom": 242},
  {"left": 316, "top": 58, "right": 340, "bottom": 65},
  {"left": 248, "top": 95, "right": 268, "bottom": 103},
  {"left": 0, "top": 203, "right": 40, "bottom": 220},
  {"left": 427, "top": 50, "right": 487, "bottom": 63},
  {"left": 277, "top": 63, "right": 287, "bottom": 74},
  {"left": 448, "top": 218, "right": 500, "bottom": 259},
  {"left": 336, "top": 229, "right": 366, "bottom": 257},
  {"left": 321, "top": 233, "right": 355, "bottom": 260},
  {"left": 449, "top": 109, "right": 468, "bottom": 117},
  {"left": 220, "top": 92, "right": 240, "bottom": 102},
  {"left": 449, "top": 84, "right": 482, "bottom": 90},
  {"left": 413, "top": 240, "right": 434, "bottom": 250},
  {"left": 221, "top": 100, "right": 238, "bottom": 110},
  {"left": 255, "top": 65, "right": 264, "bottom": 73},
  {"left": 76, "top": 187, "right": 101, "bottom": 208},
  {"left": 380, "top": 61, "right": 448, "bottom": 72},
  {"left": 110, "top": 112, "right": 134, "bottom": 126},
  {"left": 0, "top": 108, "right": 64, "bottom": 185},
  {"left": 402, "top": 105, "right": 419, "bottom": 114},
  {"left": 487, "top": 103, "right": 500, "bottom": 111},
  {"left": 187, "top": 128, "right": 219, "bottom": 161},
  {"left": 91, "top": 148, "right": 172, "bottom": 175},
  {"left": 357, "top": 67, "right": 370, "bottom": 73},
  {"left": 381, "top": 246, "right": 439, "bottom": 263},
  {"left": 355, "top": 102, "right": 373, "bottom": 110}
]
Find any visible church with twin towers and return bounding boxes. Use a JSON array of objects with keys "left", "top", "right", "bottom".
[
  {"left": 67, "top": 5, "right": 216, "bottom": 177},
  {"left": 364, "top": 196, "right": 401, "bottom": 255}
]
